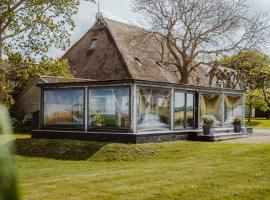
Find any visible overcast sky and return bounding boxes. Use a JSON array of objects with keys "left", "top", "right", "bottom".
[{"left": 48, "top": 0, "right": 270, "bottom": 58}]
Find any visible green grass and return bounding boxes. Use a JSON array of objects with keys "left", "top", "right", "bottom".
[
  {"left": 245, "top": 118, "right": 270, "bottom": 129},
  {"left": 9, "top": 137, "right": 270, "bottom": 200}
]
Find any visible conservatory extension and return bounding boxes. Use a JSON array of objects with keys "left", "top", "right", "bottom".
[{"left": 32, "top": 79, "right": 249, "bottom": 143}]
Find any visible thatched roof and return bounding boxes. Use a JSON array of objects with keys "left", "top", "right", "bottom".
[
  {"left": 63, "top": 16, "right": 209, "bottom": 86},
  {"left": 39, "top": 76, "right": 94, "bottom": 83}
]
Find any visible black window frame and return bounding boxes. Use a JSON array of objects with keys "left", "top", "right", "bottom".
[
  {"left": 174, "top": 91, "right": 195, "bottom": 130},
  {"left": 87, "top": 86, "right": 131, "bottom": 133},
  {"left": 41, "top": 87, "right": 85, "bottom": 131}
]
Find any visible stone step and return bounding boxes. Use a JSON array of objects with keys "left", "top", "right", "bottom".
[{"left": 193, "top": 132, "right": 251, "bottom": 142}]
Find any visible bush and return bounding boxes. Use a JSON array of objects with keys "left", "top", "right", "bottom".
[{"left": 12, "top": 116, "right": 32, "bottom": 133}]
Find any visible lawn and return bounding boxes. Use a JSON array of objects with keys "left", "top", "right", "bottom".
[
  {"left": 245, "top": 118, "right": 270, "bottom": 129},
  {"left": 8, "top": 136, "right": 270, "bottom": 200}
]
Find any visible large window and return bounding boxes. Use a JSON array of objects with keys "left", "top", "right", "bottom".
[
  {"left": 89, "top": 88, "right": 129, "bottom": 128},
  {"left": 186, "top": 93, "right": 194, "bottom": 127},
  {"left": 200, "top": 94, "right": 222, "bottom": 126},
  {"left": 225, "top": 95, "right": 243, "bottom": 124},
  {"left": 174, "top": 92, "right": 185, "bottom": 128},
  {"left": 174, "top": 92, "right": 194, "bottom": 128},
  {"left": 44, "top": 89, "right": 84, "bottom": 125},
  {"left": 137, "top": 87, "right": 171, "bottom": 131}
]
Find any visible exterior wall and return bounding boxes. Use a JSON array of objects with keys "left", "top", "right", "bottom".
[
  {"left": 12, "top": 84, "right": 40, "bottom": 117},
  {"left": 63, "top": 26, "right": 130, "bottom": 80},
  {"left": 37, "top": 80, "right": 246, "bottom": 135}
]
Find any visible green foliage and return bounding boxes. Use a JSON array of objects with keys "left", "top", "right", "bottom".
[
  {"left": 219, "top": 50, "right": 270, "bottom": 89},
  {"left": 0, "top": 0, "right": 94, "bottom": 58},
  {"left": 202, "top": 117, "right": 214, "bottom": 128},
  {"left": 0, "top": 53, "right": 72, "bottom": 106},
  {"left": 232, "top": 116, "right": 242, "bottom": 125},
  {"left": 94, "top": 112, "right": 105, "bottom": 126},
  {"left": 246, "top": 89, "right": 270, "bottom": 112},
  {"left": 6, "top": 53, "right": 72, "bottom": 94},
  {"left": 0, "top": 106, "right": 20, "bottom": 200},
  {"left": 12, "top": 117, "right": 32, "bottom": 134}
]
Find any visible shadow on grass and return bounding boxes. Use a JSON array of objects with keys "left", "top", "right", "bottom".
[
  {"left": 14, "top": 138, "right": 109, "bottom": 161},
  {"left": 13, "top": 138, "right": 160, "bottom": 161}
]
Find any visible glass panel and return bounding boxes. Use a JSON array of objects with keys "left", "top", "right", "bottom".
[
  {"left": 225, "top": 95, "right": 243, "bottom": 124},
  {"left": 186, "top": 93, "right": 194, "bottom": 127},
  {"left": 137, "top": 87, "right": 170, "bottom": 131},
  {"left": 200, "top": 94, "right": 222, "bottom": 126},
  {"left": 174, "top": 92, "right": 185, "bottom": 128},
  {"left": 89, "top": 88, "right": 129, "bottom": 128},
  {"left": 44, "top": 89, "right": 84, "bottom": 125}
]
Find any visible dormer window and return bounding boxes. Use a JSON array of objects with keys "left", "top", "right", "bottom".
[
  {"left": 89, "top": 39, "right": 97, "bottom": 50},
  {"left": 135, "top": 57, "right": 143, "bottom": 67},
  {"left": 156, "top": 61, "right": 163, "bottom": 70}
]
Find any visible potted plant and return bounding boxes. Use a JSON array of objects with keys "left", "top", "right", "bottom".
[
  {"left": 232, "top": 116, "right": 242, "bottom": 133},
  {"left": 202, "top": 117, "right": 214, "bottom": 135},
  {"left": 95, "top": 112, "right": 104, "bottom": 127}
]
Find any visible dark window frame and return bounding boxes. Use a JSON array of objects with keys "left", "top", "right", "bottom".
[
  {"left": 87, "top": 86, "right": 131, "bottom": 133},
  {"left": 136, "top": 86, "right": 172, "bottom": 132},
  {"left": 174, "top": 90, "right": 195, "bottom": 130},
  {"left": 41, "top": 87, "right": 85, "bottom": 131}
]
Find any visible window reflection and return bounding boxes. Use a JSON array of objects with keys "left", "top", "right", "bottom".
[
  {"left": 44, "top": 90, "right": 84, "bottom": 125},
  {"left": 186, "top": 93, "right": 194, "bottom": 127},
  {"left": 225, "top": 95, "right": 243, "bottom": 124},
  {"left": 137, "top": 87, "right": 170, "bottom": 131},
  {"left": 174, "top": 92, "right": 185, "bottom": 128},
  {"left": 200, "top": 94, "right": 222, "bottom": 126},
  {"left": 89, "top": 88, "right": 129, "bottom": 128}
]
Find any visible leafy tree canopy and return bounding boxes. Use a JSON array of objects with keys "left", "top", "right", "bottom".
[
  {"left": 0, "top": 53, "right": 72, "bottom": 106},
  {"left": 219, "top": 50, "right": 270, "bottom": 90},
  {"left": 0, "top": 0, "right": 94, "bottom": 59}
]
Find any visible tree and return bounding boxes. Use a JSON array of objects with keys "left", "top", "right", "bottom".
[
  {"left": 0, "top": 0, "right": 94, "bottom": 60},
  {"left": 132, "top": 0, "right": 270, "bottom": 84},
  {"left": 215, "top": 50, "right": 270, "bottom": 89},
  {"left": 0, "top": 53, "right": 72, "bottom": 106},
  {"left": 246, "top": 89, "right": 270, "bottom": 122}
]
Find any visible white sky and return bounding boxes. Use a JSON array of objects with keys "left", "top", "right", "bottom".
[{"left": 48, "top": 0, "right": 270, "bottom": 58}]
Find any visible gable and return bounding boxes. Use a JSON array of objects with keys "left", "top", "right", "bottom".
[
  {"left": 63, "top": 16, "right": 209, "bottom": 86},
  {"left": 62, "top": 23, "right": 131, "bottom": 80}
]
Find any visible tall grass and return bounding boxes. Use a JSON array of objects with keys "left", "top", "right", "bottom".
[{"left": 0, "top": 106, "right": 20, "bottom": 200}]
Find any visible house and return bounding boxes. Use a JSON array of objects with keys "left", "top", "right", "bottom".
[
  {"left": 31, "top": 16, "right": 251, "bottom": 143},
  {"left": 11, "top": 76, "right": 91, "bottom": 118}
]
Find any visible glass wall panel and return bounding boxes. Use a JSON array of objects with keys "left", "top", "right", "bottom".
[
  {"left": 44, "top": 89, "right": 84, "bottom": 125},
  {"left": 89, "top": 88, "right": 129, "bottom": 128},
  {"left": 186, "top": 93, "right": 194, "bottom": 127},
  {"left": 225, "top": 95, "right": 243, "bottom": 124},
  {"left": 174, "top": 92, "right": 185, "bottom": 128},
  {"left": 137, "top": 87, "right": 170, "bottom": 131},
  {"left": 200, "top": 94, "right": 222, "bottom": 126}
]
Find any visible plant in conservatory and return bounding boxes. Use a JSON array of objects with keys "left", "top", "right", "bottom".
[
  {"left": 202, "top": 117, "right": 214, "bottom": 135},
  {"left": 232, "top": 116, "right": 242, "bottom": 133},
  {"left": 95, "top": 112, "right": 105, "bottom": 127}
]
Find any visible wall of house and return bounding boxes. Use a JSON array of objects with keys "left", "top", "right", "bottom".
[
  {"left": 11, "top": 84, "right": 40, "bottom": 117},
  {"left": 63, "top": 26, "right": 130, "bottom": 80}
]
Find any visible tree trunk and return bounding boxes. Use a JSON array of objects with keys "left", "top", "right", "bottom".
[{"left": 180, "top": 70, "right": 189, "bottom": 84}]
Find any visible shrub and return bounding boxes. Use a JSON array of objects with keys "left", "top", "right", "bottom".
[
  {"left": 232, "top": 116, "right": 242, "bottom": 126},
  {"left": 202, "top": 117, "right": 214, "bottom": 128},
  {"left": 12, "top": 116, "right": 32, "bottom": 133}
]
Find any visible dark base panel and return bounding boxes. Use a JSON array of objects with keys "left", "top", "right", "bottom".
[
  {"left": 32, "top": 130, "right": 190, "bottom": 144},
  {"left": 32, "top": 127, "right": 253, "bottom": 144}
]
